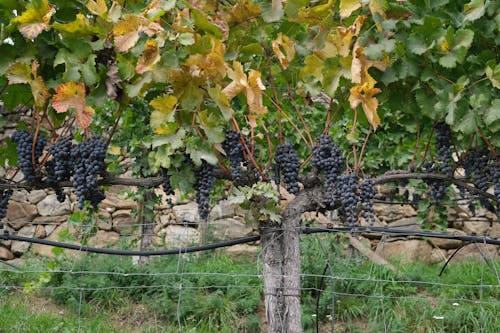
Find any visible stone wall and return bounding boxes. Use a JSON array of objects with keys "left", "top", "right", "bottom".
[{"left": 0, "top": 185, "right": 499, "bottom": 263}]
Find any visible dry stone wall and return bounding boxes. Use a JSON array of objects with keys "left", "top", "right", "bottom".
[{"left": 0, "top": 184, "right": 499, "bottom": 264}]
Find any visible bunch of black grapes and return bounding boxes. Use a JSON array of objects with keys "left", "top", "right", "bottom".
[
  {"left": 45, "top": 135, "right": 74, "bottom": 202},
  {"left": 274, "top": 144, "right": 300, "bottom": 194},
  {"left": 222, "top": 130, "right": 245, "bottom": 180},
  {"left": 435, "top": 122, "right": 453, "bottom": 174},
  {"left": 422, "top": 162, "right": 447, "bottom": 203},
  {"left": 463, "top": 148, "right": 494, "bottom": 211},
  {"left": 71, "top": 137, "right": 107, "bottom": 209},
  {"left": 160, "top": 167, "right": 174, "bottom": 205},
  {"left": 311, "top": 134, "right": 345, "bottom": 205},
  {"left": 491, "top": 160, "right": 500, "bottom": 207},
  {"left": 45, "top": 160, "right": 66, "bottom": 203},
  {"left": 0, "top": 188, "right": 13, "bottom": 222},
  {"left": 336, "top": 172, "right": 361, "bottom": 226},
  {"left": 194, "top": 161, "right": 215, "bottom": 220},
  {"left": 11, "top": 129, "right": 46, "bottom": 182},
  {"left": 48, "top": 135, "right": 73, "bottom": 182},
  {"left": 359, "top": 177, "right": 376, "bottom": 225}
]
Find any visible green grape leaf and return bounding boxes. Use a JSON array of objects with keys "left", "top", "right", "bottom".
[
  {"left": 463, "top": 0, "right": 485, "bottom": 23},
  {"left": 484, "top": 99, "right": 500, "bottom": 126},
  {"left": 364, "top": 39, "right": 396, "bottom": 60},
  {"left": 407, "top": 35, "right": 429, "bottom": 55},
  {"left": 192, "top": 9, "right": 222, "bottom": 38},
  {"left": 186, "top": 138, "right": 218, "bottom": 166},
  {"left": 486, "top": 63, "right": 500, "bottom": 89}
]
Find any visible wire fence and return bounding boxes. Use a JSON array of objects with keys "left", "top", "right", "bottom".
[{"left": 1, "top": 226, "right": 499, "bottom": 333}]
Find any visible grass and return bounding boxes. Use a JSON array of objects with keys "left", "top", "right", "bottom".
[{"left": 0, "top": 233, "right": 498, "bottom": 332}]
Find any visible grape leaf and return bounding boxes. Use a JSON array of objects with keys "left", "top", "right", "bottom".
[
  {"left": 349, "top": 84, "right": 381, "bottom": 130},
  {"left": 261, "top": 0, "right": 284, "bottom": 22},
  {"left": 484, "top": 99, "right": 500, "bottom": 126},
  {"left": 135, "top": 39, "right": 160, "bottom": 74},
  {"left": 207, "top": 85, "right": 234, "bottom": 120},
  {"left": 86, "top": 0, "right": 107, "bottom": 17},
  {"left": 11, "top": 0, "right": 55, "bottom": 40},
  {"left": 486, "top": 63, "right": 500, "bottom": 89},
  {"left": 339, "top": 0, "right": 361, "bottom": 19},
  {"left": 463, "top": 0, "right": 485, "bottom": 23},
  {"left": 272, "top": 33, "right": 296, "bottom": 69},
  {"left": 6, "top": 62, "right": 31, "bottom": 84}
]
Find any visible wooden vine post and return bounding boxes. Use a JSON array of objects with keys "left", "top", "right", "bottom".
[{"left": 262, "top": 186, "right": 324, "bottom": 333}]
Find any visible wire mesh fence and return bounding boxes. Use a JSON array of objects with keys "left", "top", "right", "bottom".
[{"left": 1, "top": 229, "right": 498, "bottom": 332}]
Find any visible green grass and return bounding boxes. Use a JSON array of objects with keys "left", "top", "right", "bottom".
[
  {"left": 0, "top": 293, "right": 118, "bottom": 333},
  {"left": 1, "top": 233, "right": 498, "bottom": 332}
]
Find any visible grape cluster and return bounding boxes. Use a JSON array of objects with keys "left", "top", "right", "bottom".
[
  {"left": 194, "top": 161, "right": 215, "bottom": 220},
  {"left": 48, "top": 135, "right": 73, "bottom": 182},
  {"left": 274, "top": 144, "right": 300, "bottom": 194},
  {"left": 359, "top": 177, "right": 376, "bottom": 225},
  {"left": 435, "top": 122, "right": 453, "bottom": 174},
  {"left": 160, "top": 167, "right": 174, "bottom": 205},
  {"left": 463, "top": 149, "right": 494, "bottom": 211},
  {"left": 336, "top": 173, "right": 361, "bottom": 226},
  {"left": 71, "top": 137, "right": 107, "bottom": 209},
  {"left": 491, "top": 160, "right": 500, "bottom": 206},
  {"left": 0, "top": 188, "right": 13, "bottom": 221},
  {"left": 422, "top": 162, "right": 447, "bottom": 202},
  {"left": 45, "top": 160, "right": 66, "bottom": 202},
  {"left": 222, "top": 130, "right": 245, "bottom": 180},
  {"left": 11, "top": 130, "right": 46, "bottom": 182},
  {"left": 311, "top": 134, "right": 345, "bottom": 205}
]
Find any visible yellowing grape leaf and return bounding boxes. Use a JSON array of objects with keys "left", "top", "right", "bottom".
[
  {"left": 223, "top": 62, "right": 267, "bottom": 127},
  {"left": 113, "top": 14, "right": 141, "bottom": 52},
  {"left": 351, "top": 42, "right": 387, "bottom": 88},
  {"left": 136, "top": 39, "right": 160, "bottom": 74},
  {"left": 247, "top": 70, "right": 268, "bottom": 117},
  {"left": 349, "top": 84, "right": 381, "bottom": 130},
  {"left": 53, "top": 81, "right": 94, "bottom": 130},
  {"left": 52, "top": 13, "right": 98, "bottom": 35},
  {"left": 7, "top": 60, "right": 49, "bottom": 108},
  {"left": 150, "top": 94, "right": 178, "bottom": 132},
  {"left": 183, "top": 38, "right": 226, "bottom": 81},
  {"left": 300, "top": 54, "right": 324, "bottom": 81},
  {"left": 229, "top": 0, "right": 261, "bottom": 24},
  {"left": 31, "top": 76, "right": 50, "bottom": 108},
  {"left": 113, "top": 14, "right": 164, "bottom": 52},
  {"left": 11, "top": 0, "right": 55, "bottom": 40},
  {"left": 6, "top": 62, "right": 31, "bottom": 84},
  {"left": 340, "top": 0, "right": 361, "bottom": 19},
  {"left": 52, "top": 81, "right": 86, "bottom": 114},
  {"left": 335, "top": 15, "right": 365, "bottom": 57},
  {"left": 150, "top": 94, "right": 178, "bottom": 118},
  {"left": 77, "top": 106, "right": 95, "bottom": 130},
  {"left": 86, "top": 0, "right": 107, "bottom": 17},
  {"left": 223, "top": 61, "right": 246, "bottom": 100},
  {"left": 272, "top": 33, "right": 296, "bottom": 69}
]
